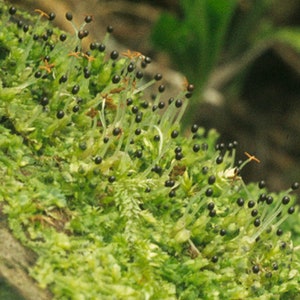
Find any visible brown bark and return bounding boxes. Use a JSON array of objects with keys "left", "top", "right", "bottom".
[{"left": 0, "top": 211, "right": 52, "bottom": 300}]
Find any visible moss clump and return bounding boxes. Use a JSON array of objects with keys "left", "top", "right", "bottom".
[{"left": 0, "top": 3, "right": 299, "bottom": 299}]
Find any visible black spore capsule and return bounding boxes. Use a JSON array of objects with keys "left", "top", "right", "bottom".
[
  {"left": 110, "top": 50, "right": 119, "bottom": 60},
  {"left": 211, "top": 256, "right": 218, "bottom": 263},
  {"left": 171, "top": 130, "right": 179, "bottom": 139},
  {"left": 49, "top": 12, "right": 56, "bottom": 21},
  {"left": 207, "top": 202, "right": 215, "bottom": 211},
  {"left": 113, "top": 127, "right": 121, "bottom": 136},
  {"left": 112, "top": 75, "right": 121, "bottom": 84},
  {"left": 216, "top": 156, "right": 223, "bottom": 164},
  {"left": 282, "top": 196, "right": 290, "bottom": 205},
  {"left": 40, "top": 97, "right": 49, "bottom": 106},
  {"left": 208, "top": 175, "right": 216, "bottom": 185},
  {"left": 288, "top": 206, "right": 295, "bottom": 214},
  {"left": 154, "top": 73, "right": 162, "bottom": 81},
  {"left": 65, "top": 12, "right": 73, "bottom": 21},
  {"left": 291, "top": 182, "right": 299, "bottom": 190},
  {"left": 237, "top": 198, "right": 245, "bottom": 207},
  {"left": 85, "top": 15, "right": 93, "bottom": 23},
  {"left": 220, "top": 229, "right": 226, "bottom": 236},
  {"left": 206, "top": 188, "right": 213, "bottom": 197},
  {"left": 56, "top": 110, "right": 65, "bottom": 119},
  {"left": 72, "top": 84, "right": 80, "bottom": 95},
  {"left": 108, "top": 176, "right": 116, "bottom": 183},
  {"left": 248, "top": 200, "right": 255, "bottom": 208},
  {"left": 9, "top": 6, "right": 17, "bottom": 15},
  {"left": 191, "top": 124, "right": 199, "bottom": 133},
  {"left": 252, "top": 265, "right": 260, "bottom": 274},
  {"left": 258, "top": 180, "right": 266, "bottom": 189},
  {"left": 175, "top": 99, "right": 182, "bottom": 108},
  {"left": 107, "top": 25, "right": 114, "bottom": 33},
  {"left": 60, "top": 34, "right": 67, "bottom": 42}
]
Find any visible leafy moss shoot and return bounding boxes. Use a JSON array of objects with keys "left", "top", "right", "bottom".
[{"left": 0, "top": 3, "right": 300, "bottom": 299}]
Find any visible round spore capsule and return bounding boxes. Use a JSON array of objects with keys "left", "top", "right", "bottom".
[
  {"left": 169, "top": 190, "right": 176, "bottom": 198},
  {"left": 85, "top": 15, "right": 93, "bottom": 23},
  {"left": 288, "top": 206, "right": 295, "bottom": 214},
  {"left": 78, "top": 30, "right": 89, "bottom": 39},
  {"left": 56, "top": 110, "right": 65, "bottom": 119},
  {"left": 72, "top": 105, "right": 80, "bottom": 113},
  {"left": 216, "top": 156, "right": 223, "bottom": 164},
  {"left": 171, "top": 130, "right": 179, "bottom": 139},
  {"left": 174, "top": 146, "right": 182, "bottom": 153},
  {"left": 168, "top": 97, "right": 174, "bottom": 105},
  {"left": 9, "top": 6, "right": 17, "bottom": 15},
  {"left": 127, "top": 63, "right": 134, "bottom": 72},
  {"left": 136, "top": 71, "right": 143, "bottom": 79},
  {"left": 131, "top": 106, "right": 139, "bottom": 114},
  {"left": 282, "top": 196, "right": 290, "bottom": 205},
  {"left": 191, "top": 124, "right": 199, "bottom": 133},
  {"left": 158, "top": 85, "right": 165, "bottom": 93},
  {"left": 49, "top": 12, "right": 56, "bottom": 21},
  {"left": 291, "top": 182, "right": 299, "bottom": 190},
  {"left": 248, "top": 200, "right": 255, "bottom": 208},
  {"left": 23, "top": 25, "right": 29, "bottom": 33},
  {"left": 107, "top": 25, "right": 113, "bottom": 33},
  {"left": 208, "top": 175, "right": 216, "bottom": 185},
  {"left": 59, "top": 74, "right": 68, "bottom": 84},
  {"left": 89, "top": 42, "right": 97, "bottom": 50},
  {"left": 135, "top": 128, "right": 141, "bottom": 135},
  {"left": 211, "top": 256, "right": 218, "bottom": 263},
  {"left": 251, "top": 209, "right": 258, "bottom": 217},
  {"left": 112, "top": 75, "right": 121, "bottom": 84},
  {"left": 60, "top": 34, "right": 67, "bottom": 42},
  {"left": 252, "top": 265, "right": 260, "bottom": 274},
  {"left": 108, "top": 176, "right": 116, "bottom": 183},
  {"left": 144, "top": 56, "right": 151, "bottom": 64},
  {"left": 158, "top": 102, "right": 165, "bottom": 109},
  {"left": 220, "top": 229, "right": 226, "bottom": 236},
  {"left": 98, "top": 43, "right": 106, "bottom": 52},
  {"left": 175, "top": 99, "right": 182, "bottom": 108},
  {"left": 266, "top": 196, "right": 273, "bottom": 205},
  {"left": 110, "top": 50, "right": 119, "bottom": 60},
  {"left": 113, "top": 127, "right": 121, "bottom": 136},
  {"left": 193, "top": 144, "right": 200, "bottom": 153},
  {"left": 40, "top": 97, "right": 49, "bottom": 106},
  {"left": 154, "top": 73, "right": 162, "bottom": 81},
  {"left": 126, "top": 98, "right": 133, "bottom": 106},
  {"left": 207, "top": 202, "right": 215, "bottom": 211},
  {"left": 209, "top": 209, "right": 216, "bottom": 217},
  {"left": 65, "top": 12, "right": 73, "bottom": 21},
  {"left": 254, "top": 218, "right": 261, "bottom": 227},
  {"left": 202, "top": 166, "right": 208, "bottom": 175},
  {"left": 17, "top": 20, "right": 23, "bottom": 28},
  {"left": 258, "top": 180, "right": 266, "bottom": 189},
  {"left": 237, "top": 198, "right": 245, "bottom": 207},
  {"left": 135, "top": 150, "right": 143, "bottom": 158},
  {"left": 175, "top": 152, "right": 183, "bottom": 160},
  {"left": 72, "top": 84, "right": 80, "bottom": 95},
  {"left": 206, "top": 188, "right": 213, "bottom": 197},
  {"left": 154, "top": 135, "right": 160, "bottom": 142},
  {"left": 135, "top": 113, "right": 143, "bottom": 123}
]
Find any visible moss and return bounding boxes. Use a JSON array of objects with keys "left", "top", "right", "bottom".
[{"left": 0, "top": 3, "right": 299, "bottom": 299}]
